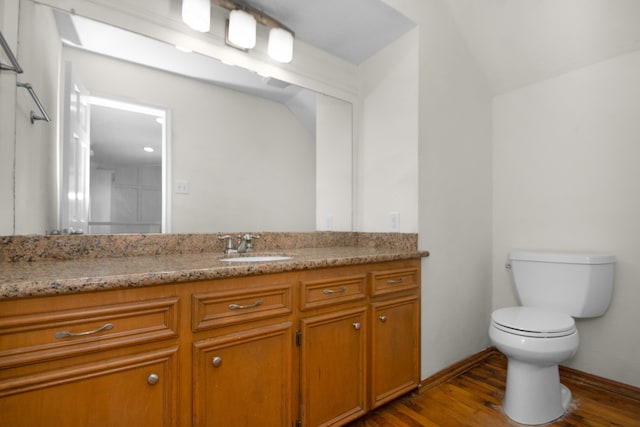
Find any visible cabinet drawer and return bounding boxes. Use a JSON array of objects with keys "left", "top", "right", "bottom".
[
  {"left": 369, "top": 268, "right": 419, "bottom": 297},
  {"left": 0, "top": 297, "right": 179, "bottom": 368},
  {"left": 192, "top": 284, "right": 292, "bottom": 331},
  {"left": 299, "top": 274, "right": 366, "bottom": 310}
]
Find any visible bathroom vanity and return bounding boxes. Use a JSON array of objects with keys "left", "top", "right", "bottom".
[{"left": 0, "top": 233, "right": 427, "bottom": 426}]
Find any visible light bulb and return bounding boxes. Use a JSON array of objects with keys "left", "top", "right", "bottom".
[
  {"left": 268, "top": 27, "right": 294, "bottom": 63},
  {"left": 182, "top": 0, "right": 210, "bottom": 32},
  {"left": 228, "top": 10, "right": 256, "bottom": 49}
]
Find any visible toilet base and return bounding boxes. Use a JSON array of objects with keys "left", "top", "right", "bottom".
[{"left": 503, "top": 358, "right": 572, "bottom": 425}]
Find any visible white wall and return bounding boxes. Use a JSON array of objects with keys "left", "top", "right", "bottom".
[
  {"left": 382, "top": 0, "right": 493, "bottom": 379},
  {"left": 493, "top": 49, "right": 640, "bottom": 387},
  {"left": 65, "top": 48, "right": 316, "bottom": 232},
  {"left": 418, "top": 0, "right": 493, "bottom": 379},
  {"left": 0, "top": 0, "right": 60, "bottom": 234},
  {"left": 356, "top": 28, "right": 419, "bottom": 233},
  {"left": 316, "top": 94, "right": 353, "bottom": 231},
  {"left": 0, "top": 0, "right": 19, "bottom": 235}
]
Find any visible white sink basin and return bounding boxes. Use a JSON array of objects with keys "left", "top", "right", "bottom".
[{"left": 221, "top": 256, "right": 292, "bottom": 263}]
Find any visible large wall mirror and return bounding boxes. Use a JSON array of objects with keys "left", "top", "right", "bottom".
[{"left": 8, "top": 0, "right": 353, "bottom": 235}]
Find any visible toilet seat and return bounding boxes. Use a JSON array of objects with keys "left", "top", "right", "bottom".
[{"left": 492, "top": 307, "right": 576, "bottom": 338}]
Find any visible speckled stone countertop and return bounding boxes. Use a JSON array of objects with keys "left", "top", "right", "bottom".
[{"left": 0, "top": 232, "right": 428, "bottom": 299}]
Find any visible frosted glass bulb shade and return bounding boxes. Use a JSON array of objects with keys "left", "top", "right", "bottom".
[
  {"left": 182, "top": 0, "right": 210, "bottom": 32},
  {"left": 228, "top": 10, "right": 256, "bottom": 49},
  {"left": 268, "top": 28, "right": 294, "bottom": 63}
]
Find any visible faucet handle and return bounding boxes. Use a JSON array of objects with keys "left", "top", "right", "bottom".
[
  {"left": 217, "top": 234, "right": 236, "bottom": 253},
  {"left": 242, "top": 234, "right": 260, "bottom": 240}
]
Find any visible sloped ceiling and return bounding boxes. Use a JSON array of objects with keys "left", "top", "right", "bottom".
[
  {"left": 231, "top": 0, "right": 640, "bottom": 94},
  {"left": 444, "top": 0, "right": 640, "bottom": 94}
]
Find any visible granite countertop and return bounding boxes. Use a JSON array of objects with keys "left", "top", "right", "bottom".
[{"left": 0, "top": 246, "right": 428, "bottom": 300}]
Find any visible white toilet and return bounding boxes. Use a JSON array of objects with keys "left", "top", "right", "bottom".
[{"left": 489, "top": 250, "right": 615, "bottom": 425}]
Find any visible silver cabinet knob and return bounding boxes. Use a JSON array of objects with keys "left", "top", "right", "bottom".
[
  {"left": 212, "top": 356, "right": 222, "bottom": 367},
  {"left": 379, "top": 315, "right": 387, "bottom": 322},
  {"left": 147, "top": 373, "right": 159, "bottom": 385},
  {"left": 352, "top": 322, "right": 361, "bottom": 330}
]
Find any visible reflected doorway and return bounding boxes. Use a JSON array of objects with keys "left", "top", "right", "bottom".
[{"left": 87, "top": 96, "right": 169, "bottom": 234}]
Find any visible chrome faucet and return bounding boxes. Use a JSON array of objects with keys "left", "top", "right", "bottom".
[{"left": 218, "top": 234, "right": 261, "bottom": 254}]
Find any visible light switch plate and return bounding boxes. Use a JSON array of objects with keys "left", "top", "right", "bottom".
[{"left": 175, "top": 180, "right": 189, "bottom": 194}]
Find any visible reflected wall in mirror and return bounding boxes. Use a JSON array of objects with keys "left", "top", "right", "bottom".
[
  {"left": 8, "top": 0, "right": 353, "bottom": 235},
  {"left": 85, "top": 95, "right": 167, "bottom": 234}
]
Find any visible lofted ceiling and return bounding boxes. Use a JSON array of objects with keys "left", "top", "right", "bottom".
[
  {"left": 444, "top": 0, "right": 640, "bottom": 94},
  {"left": 245, "top": 0, "right": 640, "bottom": 94}
]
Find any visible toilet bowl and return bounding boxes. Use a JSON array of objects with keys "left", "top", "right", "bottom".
[{"left": 490, "top": 307, "right": 579, "bottom": 425}]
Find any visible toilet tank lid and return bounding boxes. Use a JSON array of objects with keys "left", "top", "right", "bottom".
[{"left": 509, "top": 250, "right": 616, "bottom": 265}]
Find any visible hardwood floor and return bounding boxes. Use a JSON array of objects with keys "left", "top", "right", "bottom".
[{"left": 348, "top": 350, "right": 640, "bottom": 426}]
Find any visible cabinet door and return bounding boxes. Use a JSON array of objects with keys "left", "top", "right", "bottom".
[
  {"left": 299, "top": 307, "right": 367, "bottom": 427},
  {"left": 193, "top": 322, "right": 292, "bottom": 427},
  {"left": 0, "top": 346, "right": 178, "bottom": 427},
  {"left": 370, "top": 295, "right": 420, "bottom": 408}
]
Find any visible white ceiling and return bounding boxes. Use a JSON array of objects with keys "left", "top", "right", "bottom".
[
  {"left": 445, "top": 0, "right": 640, "bottom": 94},
  {"left": 245, "top": 0, "right": 640, "bottom": 94}
]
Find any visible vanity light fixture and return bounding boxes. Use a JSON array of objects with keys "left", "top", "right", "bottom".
[
  {"left": 211, "top": 0, "right": 295, "bottom": 63},
  {"left": 182, "top": 0, "right": 211, "bottom": 32}
]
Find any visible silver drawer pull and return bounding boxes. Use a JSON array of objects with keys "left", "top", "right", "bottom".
[
  {"left": 323, "top": 286, "right": 346, "bottom": 295},
  {"left": 55, "top": 323, "right": 114, "bottom": 339},
  {"left": 386, "top": 277, "right": 405, "bottom": 285},
  {"left": 352, "top": 322, "right": 361, "bottom": 330},
  {"left": 379, "top": 315, "right": 388, "bottom": 322},
  {"left": 228, "top": 300, "right": 263, "bottom": 310}
]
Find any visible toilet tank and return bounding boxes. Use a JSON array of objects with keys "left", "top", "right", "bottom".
[{"left": 509, "top": 251, "right": 616, "bottom": 318}]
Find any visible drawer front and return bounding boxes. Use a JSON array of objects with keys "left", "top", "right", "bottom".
[
  {"left": 369, "top": 268, "right": 419, "bottom": 297},
  {"left": 0, "top": 297, "right": 179, "bottom": 368},
  {"left": 299, "top": 274, "right": 366, "bottom": 310},
  {"left": 192, "top": 284, "right": 292, "bottom": 331}
]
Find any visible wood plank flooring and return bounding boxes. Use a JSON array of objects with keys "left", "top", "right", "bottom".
[{"left": 348, "top": 351, "right": 640, "bottom": 426}]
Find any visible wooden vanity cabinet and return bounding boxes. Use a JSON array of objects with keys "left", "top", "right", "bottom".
[
  {"left": 297, "top": 273, "right": 368, "bottom": 427},
  {"left": 299, "top": 307, "right": 367, "bottom": 427},
  {"left": 369, "top": 295, "right": 420, "bottom": 408},
  {"left": 193, "top": 322, "right": 293, "bottom": 427},
  {"left": 369, "top": 267, "right": 421, "bottom": 409},
  {"left": 0, "top": 258, "right": 421, "bottom": 426},
  {"left": 189, "top": 277, "right": 294, "bottom": 427},
  {"left": 296, "top": 262, "right": 421, "bottom": 426},
  {"left": 0, "top": 285, "right": 179, "bottom": 427}
]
